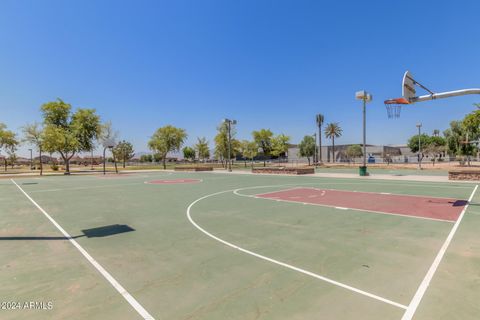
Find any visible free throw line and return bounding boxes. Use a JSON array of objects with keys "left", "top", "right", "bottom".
[
  {"left": 187, "top": 188, "right": 407, "bottom": 310},
  {"left": 401, "top": 184, "right": 478, "bottom": 320},
  {"left": 11, "top": 179, "right": 155, "bottom": 320}
]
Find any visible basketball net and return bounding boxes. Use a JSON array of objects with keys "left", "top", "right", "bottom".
[{"left": 384, "top": 98, "right": 409, "bottom": 119}]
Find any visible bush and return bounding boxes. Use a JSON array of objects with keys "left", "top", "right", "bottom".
[{"left": 50, "top": 164, "right": 59, "bottom": 171}]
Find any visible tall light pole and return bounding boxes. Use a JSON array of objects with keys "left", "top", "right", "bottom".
[
  {"left": 316, "top": 114, "right": 324, "bottom": 164},
  {"left": 416, "top": 123, "right": 422, "bottom": 170},
  {"left": 223, "top": 119, "right": 237, "bottom": 172},
  {"left": 355, "top": 90, "right": 372, "bottom": 176},
  {"left": 28, "top": 149, "right": 33, "bottom": 170}
]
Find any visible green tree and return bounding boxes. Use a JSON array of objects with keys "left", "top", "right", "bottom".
[
  {"left": 140, "top": 154, "right": 152, "bottom": 163},
  {"left": 424, "top": 136, "right": 446, "bottom": 166},
  {"left": 461, "top": 109, "right": 480, "bottom": 166},
  {"left": 182, "top": 146, "right": 196, "bottom": 161},
  {"left": 324, "top": 122, "right": 342, "bottom": 163},
  {"left": 153, "top": 153, "right": 162, "bottom": 163},
  {"left": 214, "top": 123, "right": 238, "bottom": 168},
  {"left": 7, "top": 152, "right": 17, "bottom": 169},
  {"left": 242, "top": 140, "right": 258, "bottom": 167},
  {"left": 238, "top": 140, "right": 249, "bottom": 167},
  {"left": 298, "top": 135, "right": 315, "bottom": 165},
  {"left": 0, "top": 123, "right": 19, "bottom": 171},
  {"left": 195, "top": 137, "right": 210, "bottom": 161},
  {"left": 408, "top": 133, "right": 449, "bottom": 165},
  {"left": 148, "top": 125, "right": 187, "bottom": 169},
  {"left": 40, "top": 99, "right": 102, "bottom": 174},
  {"left": 346, "top": 144, "right": 363, "bottom": 162},
  {"left": 72, "top": 108, "right": 101, "bottom": 155},
  {"left": 113, "top": 140, "right": 135, "bottom": 168},
  {"left": 252, "top": 129, "right": 273, "bottom": 166},
  {"left": 443, "top": 121, "right": 463, "bottom": 156},
  {"left": 22, "top": 122, "right": 44, "bottom": 175},
  {"left": 463, "top": 109, "right": 480, "bottom": 137},
  {"left": 407, "top": 134, "right": 432, "bottom": 153},
  {"left": 271, "top": 134, "right": 290, "bottom": 159},
  {"left": 239, "top": 140, "right": 257, "bottom": 167}
]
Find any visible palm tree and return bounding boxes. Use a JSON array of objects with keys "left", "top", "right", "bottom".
[
  {"left": 324, "top": 122, "right": 342, "bottom": 163},
  {"left": 316, "top": 114, "right": 324, "bottom": 163}
]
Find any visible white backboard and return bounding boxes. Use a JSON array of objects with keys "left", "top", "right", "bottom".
[
  {"left": 402, "top": 71, "right": 416, "bottom": 102},
  {"left": 355, "top": 90, "right": 372, "bottom": 102}
]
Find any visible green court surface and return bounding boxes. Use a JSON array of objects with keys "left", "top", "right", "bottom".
[{"left": 1, "top": 172, "right": 479, "bottom": 320}]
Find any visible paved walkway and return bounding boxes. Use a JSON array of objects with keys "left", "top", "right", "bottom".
[
  {"left": 2, "top": 168, "right": 476, "bottom": 184},
  {"left": 311, "top": 172, "right": 453, "bottom": 183},
  {"left": 210, "top": 168, "right": 475, "bottom": 183}
]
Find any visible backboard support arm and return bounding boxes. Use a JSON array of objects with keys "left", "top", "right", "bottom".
[{"left": 411, "top": 88, "right": 480, "bottom": 103}]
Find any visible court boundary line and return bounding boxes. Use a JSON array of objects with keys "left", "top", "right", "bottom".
[
  {"left": 28, "top": 182, "right": 145, "bottom": 193},
  {"left": 10, "top": 179, "right": 155, "bottom": 320},
  {"left": 187, "top": 186, "right": 408, "bottom": 310},
  {"left": 235, "top": 189, "right": 455, "bottom": 224},
  {"left": 401, "top": 184, "right": 478, "bottom": 320},
  {"left": 308, "top": 187, "right": 463, "bottom": 201},
  {"left": 144, "top": 178, "right": 203, "bottom": 185}
]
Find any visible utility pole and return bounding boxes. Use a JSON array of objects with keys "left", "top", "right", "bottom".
[{"left": 416, "top": 123, "right": 422, "bottom": 170}]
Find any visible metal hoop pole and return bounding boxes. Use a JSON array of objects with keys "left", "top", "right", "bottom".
[{"left": 363, "top": 97, "right": 366, "bottom": 168}]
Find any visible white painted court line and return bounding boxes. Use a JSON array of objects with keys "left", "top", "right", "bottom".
[
  {"left": 401, "top": 184, "right": 478, "bottom": 320},
  {"left": 254, "top": 186, "right": 305, "bottom": 198},
  {"left": 308, "top": 186, "right": 462, "bottom": 201},
  {"left": 234, "top": 189, "right": 455, "bottom": 224},
  {"left": 11, "top": 179, "right": 155, "bottom": 320},
  {"left": 187, "top": 188, "right": 408, "bottom": 310},
  {"left": 29, "top": 182, "right": 145, "bottom": 193},
  {"left": 143, "top": 178, "right": 203, "bottom": 185},
  {"left": 254, "top": 184, "right": 466, "bottom": 202}
]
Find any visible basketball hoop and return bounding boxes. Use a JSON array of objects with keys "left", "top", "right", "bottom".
[{"left": 384, "top": 98, "right": 409, "bottom": 119}]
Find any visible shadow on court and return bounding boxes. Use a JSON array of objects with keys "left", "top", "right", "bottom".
[{"left": 0, "top": 224, "right": 135, "bottom": 240}]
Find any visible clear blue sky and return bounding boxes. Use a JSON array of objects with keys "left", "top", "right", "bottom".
[{"left": 1, "top": 0, "right": 480, "bottom": 156}]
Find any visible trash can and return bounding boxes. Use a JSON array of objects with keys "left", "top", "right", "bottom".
[{"left": 359, "top": 166, "right": 368, "bottom": 176}]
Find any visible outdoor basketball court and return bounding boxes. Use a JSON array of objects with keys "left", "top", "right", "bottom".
[{"left": 1, "top": 171, "right": 479, "bottom": 319}]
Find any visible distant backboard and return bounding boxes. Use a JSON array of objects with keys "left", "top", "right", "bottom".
[
  {"left": 402, "top": 71, "right": 416, "bottom": 102},
  {"left": 355, "top": 90, "right": 372, "bottom": 102},
  {"left": 102, "top": 138, "right": 116, "bottom": 148}
]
